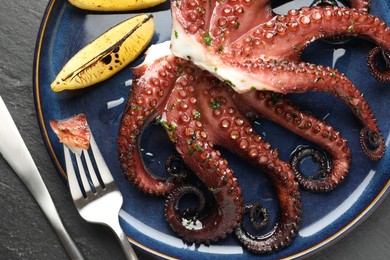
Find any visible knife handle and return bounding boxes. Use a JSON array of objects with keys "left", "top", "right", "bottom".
[
  {"left": 0, "top": 97, "right": 84, "bottom": 260},
  {"left": 38, "top": 192, "right": 85, "bottom": 260}
]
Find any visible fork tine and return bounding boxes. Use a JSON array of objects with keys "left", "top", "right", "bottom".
[
  {"left": 75, "top": 153, "right": 92, "bottom": 195},
  {"left": 64, "top": 133, "right": 137, "bottom": 260},
  {"left": 83, "top": 149, "right": 101, "bottom": 190},
  {"left": 64, "top": 145, "right": 83, "bottom": 200},
  {"left": 89, "top": 134, "right": 114, "bottom": 184}
]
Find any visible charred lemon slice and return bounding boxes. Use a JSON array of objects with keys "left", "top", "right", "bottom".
[
  {"left": 51, "top": 14, "right": 154, "bottom": 92},
  {"left": 68, "top": 0, "right": 166, "bottom": 11}
]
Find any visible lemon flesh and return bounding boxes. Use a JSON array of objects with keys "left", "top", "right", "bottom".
[
  {"left": 68, "top": 0, "right": 166, "bottom": 11},
  {"left": 51, "top": 14, "right": 155, "bottom": 92}
]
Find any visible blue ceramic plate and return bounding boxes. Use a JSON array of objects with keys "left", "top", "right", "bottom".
[{"left": 34, "top": 0, "right": 390, "bottom": 259}]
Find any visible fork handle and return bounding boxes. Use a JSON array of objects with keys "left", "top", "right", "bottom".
[{"left": 111, "top": 219, "right": 138, "bottom": 260}]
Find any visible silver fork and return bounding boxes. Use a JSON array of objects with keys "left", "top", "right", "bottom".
[{"left": 63, "top": 133, "right": 138, "bottom": 260}]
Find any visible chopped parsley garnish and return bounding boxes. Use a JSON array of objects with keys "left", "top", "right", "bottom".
[
  {"left": 209, "top": 101, "right": 221, "bottom": 109},
  {"left": 177, "top": 64, "right": 184, "bottom": 75},
  {"left": 203, "top": 32, "right": 212, "bottom": 46},
  {"left": 131, "top": 105, "right": 140, "bottom": 111},
  {"left": 195, "top": 143, "right": 204, "bottom": 151},
  {"left": 347, "top": 19, "right": 355, "bottom": 33},
  {"left": 314, "top": 76, "right": 324, "bottom": 83},
  {"left": 224, "top": 79, "right": 236, "bottom": 88},
  {"left": 157, "top": 118, "right": 177, "bottom": 132},
  {"left": 209, "top": 96, "right": 223, "bottom": 110},
  {"left": 193, "top": 110, "right": 201, "bottom": 119},
  {"left": 209, "top": 187, "right": 221, "bottom": 193},
  {"left": 271, "top": 93, "right": 282, "bottom": 104}
]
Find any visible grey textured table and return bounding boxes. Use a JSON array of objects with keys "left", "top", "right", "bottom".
[{"left": 1, "top": 1, "right": 389, "bottom": 260}]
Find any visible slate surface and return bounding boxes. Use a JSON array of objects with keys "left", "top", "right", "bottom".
[{"left": 0, "top": 1, "right": 389, "bottom": 259}]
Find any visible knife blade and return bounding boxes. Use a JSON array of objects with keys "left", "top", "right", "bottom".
[{"left": 0, "top": 96, "right": 84, "bottom": 260}]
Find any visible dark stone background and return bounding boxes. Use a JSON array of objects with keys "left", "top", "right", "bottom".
[{"left": 0, "top": 1, "right": 389, "bottom": 259}]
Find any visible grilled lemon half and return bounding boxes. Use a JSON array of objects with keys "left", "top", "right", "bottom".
[
  {"left": 68, "top": 0, "right": 166, "bottom": 11},
  {"left": 51, "top": 14, "right": 154, "bottom": 92}
]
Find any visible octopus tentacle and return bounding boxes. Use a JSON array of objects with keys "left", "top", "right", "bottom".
[
  {"left": 232, "top": 60, "right": 384, "bottom": 160},
  {"left": 367, "top": 47, "right": 390, "bottom": 83},
  {"left": 117, "top": 55, "right": 184, "bottom": 196},
  {"left": 234, "top": 174, "right": 300, "bottom": 254},
  {"left": 164, "top": 146, "right": 242, "bottom": 243},
  {"left": 311, "top": 0, "right": 339, "bottom": 8},
  {"left": 230, "top": 6, "right": 390, "bottom": 62},
  {"left": 194, "top": 77, "right": 302, "bottom": 253},
  {"left": 290, "top": 146, "right": 334, "bottom": 192},
  {"left": 165, "top": 185, "right": 207, "bottom": 226},
  {"left": 182, "top": 0, "right": 275, "bottom": 45},
  {"left": 312, "top": 0, "right": 371, "bottom": 12},
  {"left": 163, "top": 68, "right": 243, "bottom": 243},
  {"left": 347, "top": 0, "right": 371, "bottom": 12},
  {"left": 233, "top": 90, "right": 351, "bottom": 192},
  {"left": 234, "top": 157, "right": 300, "bottom": 254},
  {"left": 310, "top": 0, "right": 369, "bottom": 43},
  {"left": 243, "top": 203, "right": 270, "bottom": 230},
  {"left": 165, "top": 154, "right": 192, "bottom": 179},
  {"left": 360, "top": 126, "right": 386, "bottom": 160},
  {"left": 171, "top": 2, "right": 390, "bottom": 68}
]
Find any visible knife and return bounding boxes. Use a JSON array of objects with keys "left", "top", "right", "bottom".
[{"left": 0, "top": 96, "right": 84, "bottom": 260}]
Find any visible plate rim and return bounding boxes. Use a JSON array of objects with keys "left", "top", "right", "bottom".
[{"left": 32, "top": 0, "right": 390, "bottom": 259}]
